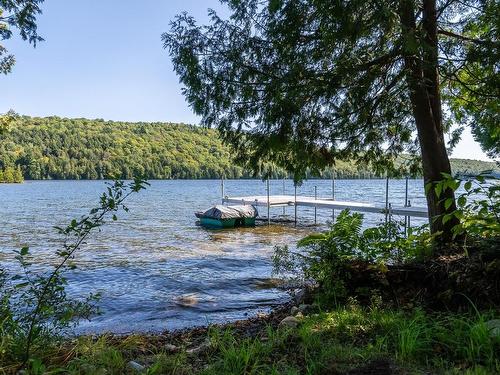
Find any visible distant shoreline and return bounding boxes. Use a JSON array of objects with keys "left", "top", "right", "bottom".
[{"left": 2, "top": 116, "right": 497, "bottom": 182}]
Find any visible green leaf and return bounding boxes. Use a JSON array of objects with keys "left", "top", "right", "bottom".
[
  {"left": 442, "top": 214, "right": 452, "bottom": 225},
  {"left": 457, "top": 196, "right": 466, "bottom": 207},
  {"left": 297, "top": 233, "right": 327, "bottom": 247},
  {"left": 464, "top": 181, "right": 472, "bottom": 191},
  {"left": 434, "top": 183, "right": 442, "bottom": 198},
  {"left": 20, "top": 246, "right": 29, "bottom": 256},
  {"left": 425, "top": 182, "right": 433, "bottom": 195},
  {"left": 268, "top": 0, "right": 281, "bottom": 13},
  {"left": 444, "top": 197, "right": 454, "bottom": 210},
  {"left": 15, "top": 282, "right": 29, "bottom": 289}
]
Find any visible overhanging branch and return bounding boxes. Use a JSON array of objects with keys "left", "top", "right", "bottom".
[{"left": 438, "top": 29, "right": 499, "bottom": 47}]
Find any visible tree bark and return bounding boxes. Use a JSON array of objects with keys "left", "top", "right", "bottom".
[{"left": 400, "top": 0, "right": 459, "bottom": 243}]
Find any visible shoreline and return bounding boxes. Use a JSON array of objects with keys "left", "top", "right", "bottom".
[{"left": 95, "top": 299, "right": 296, "bottom": 350}]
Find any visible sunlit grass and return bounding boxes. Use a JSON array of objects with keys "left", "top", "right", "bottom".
[{"left": 1, "top": 305, "right": 498, "bottom": 374}]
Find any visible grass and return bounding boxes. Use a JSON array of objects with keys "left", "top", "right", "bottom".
[{"left": 2, "top": 302, "right": 498, "bottom": 374}]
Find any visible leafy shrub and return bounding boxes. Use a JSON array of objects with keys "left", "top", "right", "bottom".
[
  {"left": 274, "top": 210, "right": 437, "bottom": 302},
  {"left": 433, "top": 172, "right": 499, "bottom": 244},
  {"left": 0, "top": 178, "right": 148, "bottom": 370}
]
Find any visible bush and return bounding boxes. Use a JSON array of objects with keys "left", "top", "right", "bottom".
[
  {"left": 0, "top": 178, "right": 148, "bottom": 371},
  {"left": 433, "top": 172, "right": 499, "bottom": 252},
  {"left": 274, "top": 210, "right": 436, "bottom": 303}
]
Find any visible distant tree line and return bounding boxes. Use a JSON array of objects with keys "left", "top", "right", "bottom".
[
  {"left": 0, "top": 116, "right": 497, "bottom": 182},
  {"left": 0, "top": 116, "right": 245, "bottom": 180},
  {"left": 0, "top": 165, "right": 23, "bottom": 183}
]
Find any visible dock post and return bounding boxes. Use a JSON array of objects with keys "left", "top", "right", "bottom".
[
  {"left": 282, "top": 178, "right": 286, "bottom": 216},
  {"left": 314, "top": 185, "right": 317, "bottom": 225},
  {"left": 294, "top": 184, "right": 297, "bottom": 226},
  {"left": 385, "top": 176, "right": 389, "bottom": 224},
  {"left": 404, "top": 177, "right": 409, "bottom": 236},
  {"left": 407, "top": 200, "right": 411, "bottom": 234},
  {"left": 267, "top": 177, "right": 270, "bottom": 225},
  {"left": 221, "top": 175, "right": 225, "bottom": 204},
  {"left": 332, "top": 172, "right": 335, "bottom": 222},
  {"left": 388, "top": 203, "right": 394, "bottom": 243}
]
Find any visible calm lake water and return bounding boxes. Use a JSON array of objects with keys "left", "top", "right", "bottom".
[{"left": 0, "top": 179, "right": 427, "bottom": 334}]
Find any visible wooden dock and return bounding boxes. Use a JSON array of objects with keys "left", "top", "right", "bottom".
[{"left": 222, "top": 195, "right": 428, "bottom": 218}]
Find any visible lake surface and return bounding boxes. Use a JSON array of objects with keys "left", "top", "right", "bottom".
[{"left": 0, "top": 179, "right": 427, "bottom": 334}]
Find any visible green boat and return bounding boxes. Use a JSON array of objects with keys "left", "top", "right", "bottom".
[{"left": 195, "top": 205, "right": 258, "bottom": 228}]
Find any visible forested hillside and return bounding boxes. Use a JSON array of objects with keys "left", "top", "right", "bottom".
[
  {"left": 0, "top": 116, "right": 244, "bottom": 180},
  {"left": 0, "top": 116, "right": 497, "bottom": 181}
]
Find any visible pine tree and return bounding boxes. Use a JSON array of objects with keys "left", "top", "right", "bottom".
[{"left": 163, "top": 0, "right": 499, "bottom": 242}]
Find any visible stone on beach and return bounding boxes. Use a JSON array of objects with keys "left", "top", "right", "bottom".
[
  {"left": 165, "top": 343, "right": 179, "bottom": 353},
  {"left": 187, "top": 338, "right": 211, "bottom": 355},
  {"left": 485, "top": 319, "right": 500, "bottom": 338},
  {"left": 128, "top": 360, "right": 146, "bottom": 372},
  {"left": 279, "top": 316, "right": 300, "bottom": 328},
  {"left": 298, "top": 304, "right": 313, "bottom": 314}
]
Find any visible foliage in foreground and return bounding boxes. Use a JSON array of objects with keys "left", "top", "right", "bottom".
[
  {"left": 0, "top": 0, "right": 44, "bottom": 75},
  {"left": 432, "top": 173, "right": 500, "bottom": 242},
  {"left": 0, "top": 178, "right": 148, "bottom": 371},
  {"left": 274, "top": 174, "right": 499, "bottom": 302},
  {"left": 274, "top": 210, "right": 443, "bottom": 308},
  {"left": 1, "top": 302, "right": 498, "bottom": 374},
  {"left": 0, "top": 175, "right": 498, "bottom": 373}
]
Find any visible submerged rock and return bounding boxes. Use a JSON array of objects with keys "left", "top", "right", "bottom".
[
  {"left": 279, "top": 316, "right": 299, "bottom": 328},
  {"left": 253, "top": 278, "right": 283, "bottom": 289},
  {"left": 173, "top": 293, "right": 199, "bottom": 307}
]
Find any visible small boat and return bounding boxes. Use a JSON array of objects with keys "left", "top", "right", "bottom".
[{"left": 195, "top": 205, "right": 258, "bottom": 228}]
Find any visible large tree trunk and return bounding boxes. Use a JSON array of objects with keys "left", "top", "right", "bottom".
[{"left": 400, "top": 0, "right": 459, "bottom": 244}]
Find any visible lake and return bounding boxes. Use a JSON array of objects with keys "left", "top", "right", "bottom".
[{"left": 0, "top": 179, "right": 427, "bottom": 334}]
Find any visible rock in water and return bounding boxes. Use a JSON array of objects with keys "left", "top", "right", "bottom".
[
  {"left": 173, "top": 293, "right": 199, "bottom": 307},
  {"left": 290, "top": 306, "right": 300, "bottom": 316},
  {"left": 279, "top": 316, "right": 299, "bottom": 328}
]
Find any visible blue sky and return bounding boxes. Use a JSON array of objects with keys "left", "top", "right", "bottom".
[{"left": 1, "top": 0, "right": 493, "bottom": 161}]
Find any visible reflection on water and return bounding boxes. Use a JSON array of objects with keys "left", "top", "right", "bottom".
[{"left": 0, "top": 179, "right": 426, "bottom": 333}]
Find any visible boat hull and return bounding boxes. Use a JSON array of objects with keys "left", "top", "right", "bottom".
[{"left": 199, "top": 216, "right": 256, "bottom": 228}]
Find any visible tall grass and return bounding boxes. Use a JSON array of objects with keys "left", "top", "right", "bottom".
[{"left": 1, "top": 305, "right": 498, "bottom": 374}]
